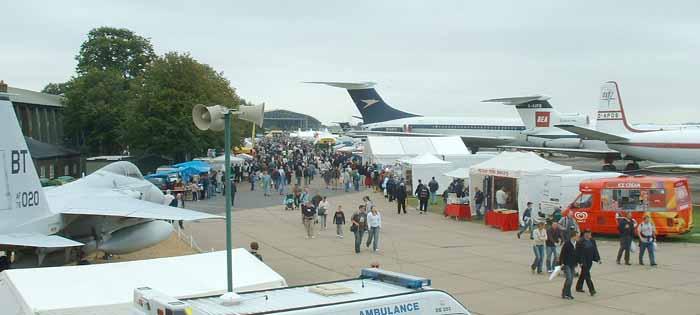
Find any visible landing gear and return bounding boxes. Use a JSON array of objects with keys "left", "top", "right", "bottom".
[
  {"left": 602, "top": 164, "right": 617, "bottom": 171},
  {"left": 468, "top": 146, "right": 480, "bottom": 154},
  {"left": 624, "top": 161, "right": 641, "bottom": 172}
]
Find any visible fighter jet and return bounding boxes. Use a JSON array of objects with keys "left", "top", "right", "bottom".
[{"left": 0, "top": 93, "right": 221, "bottom": 267}]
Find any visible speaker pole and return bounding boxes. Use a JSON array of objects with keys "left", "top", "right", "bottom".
[{"left": 223, "top": 111, "right": 233, "bottom": 293}]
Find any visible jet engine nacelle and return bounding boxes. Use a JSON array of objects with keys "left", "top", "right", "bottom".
[
  {"left": 526, "top": 136, "right": 583, "bottom": 149},
  {"left": 86, "top": 220, "right": 174, "bottom": 255}
]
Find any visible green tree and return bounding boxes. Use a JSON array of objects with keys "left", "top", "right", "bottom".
[
  {"left": 41, "top": 82, "right": 70, "bottom": 95},
  {"left": 76, "top": 27, "right": 156, "bottom": 80},
  {"left": 62, "top": 69, "right": 130, "bottom": 155},
  {"left": 122, "top": 52, "right": 248, "bottom": 161}
]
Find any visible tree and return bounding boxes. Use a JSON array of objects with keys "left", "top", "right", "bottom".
[
  {"left": 122, "top": 52, "right": 248, "bottom": 161},
  {"left": 76, "top": 27, "right": 156, "bottom": 80},
  {"left": 62, "top": 69, "right": 130, "bottom": 155},
  {"left": 41, "top": 82, "right": 70, "bottom": 95}
]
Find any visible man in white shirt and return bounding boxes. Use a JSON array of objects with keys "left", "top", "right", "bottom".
[
  {"left": 366, "top": 207, "right": 382, "bottom": 252},
  {"left": 637, "top": 215, "right": 657, "bottom": 266},
  {"left": 496, "top": 187, "right": 508, "bottom": 209}
]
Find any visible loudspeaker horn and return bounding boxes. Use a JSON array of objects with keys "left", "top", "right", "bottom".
[
  {"left": 192, "top": 104, "right": 227, "bottom": 131},
  {"left": 237, "top": 103, "right": 265, "bottom": 127}
]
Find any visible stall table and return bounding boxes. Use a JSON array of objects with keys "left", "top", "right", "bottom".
[
  {"left": 444, "top": 204, "right": 471, "bottom": 221},
  {"left": 485, "top": 210, "right": 519, "bottom": 231}
]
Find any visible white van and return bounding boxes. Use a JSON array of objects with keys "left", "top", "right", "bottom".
[{"left": 133, "top": 268, "right": 472, "bottom": 315}]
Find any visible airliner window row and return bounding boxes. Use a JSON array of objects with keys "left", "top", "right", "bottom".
[{"left": 410, "top": 124, "right": 526, "bottom": 131}]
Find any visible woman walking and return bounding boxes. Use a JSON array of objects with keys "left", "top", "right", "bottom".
[
  {"left": 333, "top": 205, "right": 346, "bottom": 238},
  {"left": 318, "top": 196, "right": 330, "bottom": 230},
  {"left": 366, "top": 207, "right": 382, "bottom": 252},
  {"left": 531, "top": 221, "right": 547, "bottom": 274}
]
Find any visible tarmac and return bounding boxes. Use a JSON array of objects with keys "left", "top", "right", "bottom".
[{"left": 183, "top": 171, "right": 700, "bottom": 315}]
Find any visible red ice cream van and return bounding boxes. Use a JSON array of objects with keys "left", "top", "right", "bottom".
[{"left": 563, "top": 175, "right": 693, "bottom": 236}]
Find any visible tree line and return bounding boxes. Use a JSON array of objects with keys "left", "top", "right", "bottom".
[{"left": 44, "top": 27, "right": 252, "bottom": 161}]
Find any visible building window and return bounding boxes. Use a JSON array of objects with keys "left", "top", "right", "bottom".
[
  {"left": 73, "top": 163, "right": 78, "bottom": 174},
  {"left": 64, "top": 165, "right": 70, "bottom": 176},
  {"left": 49, "top": 164, "right": 55, "bottom": 179},
  {"left": 40, "top": 166, "right": 46, "bottom": 178}
]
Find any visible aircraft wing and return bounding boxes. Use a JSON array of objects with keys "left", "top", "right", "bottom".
[
  {"left": 499, "top": 146, "right": 622, "bottom": 160},
  {"left": 0, "top": 234, "right": 83, "bottom": 248},
  {"left": 555, "top": 125, "right": 629, "bottom": 142},
  {"left": 644, "top": 164, "right": 700, "bottom": 174},
  {"left": 348, "top": 130, "right": 515, "bottom": 147},
  {"left": 54, "top": 191, "right": 223, "bottom": 221}
]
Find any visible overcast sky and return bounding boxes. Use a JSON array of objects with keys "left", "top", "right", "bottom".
[{"left": 3, "top": 1, "right": 699, "bottom": 124}]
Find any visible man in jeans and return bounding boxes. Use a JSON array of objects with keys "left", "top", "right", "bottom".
[
  {"left": 415, "top": 180, "right": 430, "bottom": 214},
  {"left": 559, "top": 231, "right": 580, "bottom": 300},
  {"left": 473, "top": 187, "right": 484, "bottom": 217},
  {"left": 616, "top": 211, "right": 635, "bottom": 265},
  {"left": 351, "top": 205, "right": 368, "bottom": 253},
  {"left": 517, "top": 202, "right": 534, "bottom": 239},
  {"left": 637, "top": 215, "right": 657, "bottom": 266},
  {"left": 545, "top": 220, "right": 562, "bottom": 273},
  {"left": 428, "top": 177, "right": 439, "bottom": 205},
  {"left": 302, "top": 201, "right": 316, "bottom": 239}
]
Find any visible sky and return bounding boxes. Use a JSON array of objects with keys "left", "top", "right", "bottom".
[{"left": 3, "top": 1, "right": 699, "bottom": 124}]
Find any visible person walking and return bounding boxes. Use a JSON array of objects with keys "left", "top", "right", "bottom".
[
  {"left": 262, "top": 171, "right": 271, "bottom": 197},
  {"left": 616, "top": 211, "right": 635, "bottom": 265},
  {"left": 302, "top": 201, "right": 316, "bottom": 239},
  {"left": 637, "top": 215, "right": 657, "bottom": 266},
  {"left": 415, "top": 180, "right": 430, "bottom": 214},
  {"left": 558, "top": 211, "right": 580, "bottom": 242},
  {"left": 396, "top": 182, "right": 407, "bottom": 214},
  {"left": 333, "top": 205, "right": 346, "bottom": 238},
  {"left": 428, "top": 177, "right": 439, "bottom": 205},
  {"left": 546, "top": 221, "right": 562, "bottom": 273},
  {"left": 575, "top": 229, "right": 600, "bottom": 296},
  {"left": 250, "top": 170, "right": 258, "bottom": 191},
  {"left": 473, "top": 187, "right": 484, "bottom": 217},
  {"left": 559, "top": 231, "right": 580, "bottom": 300},
  {"left": 229, "top": 179, "right": 237, "bottom": 207},
  {"left": 517, "top": 202, "right": 534, "bottom": 239},
  {"left": 278, "top": 167, "right": 286, "bottom": 195},
  {"left": 531, "top": 221, "right": 547, "bottom": 274},
  {"left": 318, "top": 196, "right": 330, "bottom": 230},
  {"left": 351, "top": 205, "right": 368, "bottom": 253},
  {"left": 366, "top": 207, "right": 382, "bottom": 252}
]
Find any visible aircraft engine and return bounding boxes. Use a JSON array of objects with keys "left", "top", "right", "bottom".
[
  {"left": 97, "top": 220, "right": 174, "bottom": 255},
  {"left": 527, "top": 136, "right": 583, "bottom": 149}
]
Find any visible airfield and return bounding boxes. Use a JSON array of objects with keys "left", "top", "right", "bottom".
[{"left": 155, "top": 156, "right": 700, "bottom": 315}]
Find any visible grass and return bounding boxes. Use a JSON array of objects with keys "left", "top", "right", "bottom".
[{"left": 406, "top": 197, "right": 484, "bottom": 223}]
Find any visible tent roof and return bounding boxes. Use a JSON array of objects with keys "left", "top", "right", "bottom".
[
  {"left": 365, "top": 136, "right": 470, "bottom": 159},
  {"left": 469, "top": 151, "right": 572, "bottom": 178},
  {"left": 444, "top": 167, "right": 470, "bottom": 178},
  {"left": 402, "top": 153, "right": 451, "bottom": 165},
  {"left": 1, "top": 249, "right": 286, "bottom": 313}
]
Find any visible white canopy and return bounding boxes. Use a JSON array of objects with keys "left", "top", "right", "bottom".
[
  {"left": 401, "top": 153, "right": 451, "bottom": 165},
  {"left": 444, "top": 167, "right": 470, "bottom": 179},
  {"left": 0, "top": 249, "right": 286, "bottom": 315},
  {"left": 364, "top": 136, "right": 471, "bottom": 165},
  {"left": 469, "top": 151, "right": 572, "bottom": 179},
  {"left": 236, "top": 153, "right": 254, "bottom": 160}
]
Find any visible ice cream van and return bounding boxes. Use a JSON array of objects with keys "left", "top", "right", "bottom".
[{"left": 563, "top": 175, "right": 693, "bottom": 236}]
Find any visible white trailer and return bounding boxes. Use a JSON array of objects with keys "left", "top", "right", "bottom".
[
  {"left": 0, "top": 249, "right": 286, "bottom": 315},
  {"left": 133, "top": 268, "right": 472, "bottom": 315},
  {"left": 519, "top": 171, "right": 621, "bottom": 216}
]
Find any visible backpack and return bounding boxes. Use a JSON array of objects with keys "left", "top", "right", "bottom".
[{"left": 418, "top": 186, "right": 429, "bottom": 198}]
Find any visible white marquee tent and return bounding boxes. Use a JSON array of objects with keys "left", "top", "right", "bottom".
[
  {"left": 469, "top": 151, "right": 573, "bottom": 216},
  {"left": 401, "top": 153, "right": 453, "bottom": 194},
  {"left": 363, "top": 136, "right": 471, "bottom": 165}
]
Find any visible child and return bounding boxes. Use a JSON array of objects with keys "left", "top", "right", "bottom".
[
  {"left": 333, "top": 205, "right": 346, "bottom": 238},
  {"left": 250, "top": 241, "right": 263, "bottom": 261}
]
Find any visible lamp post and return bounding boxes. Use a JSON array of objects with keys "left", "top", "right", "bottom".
[{"left": 192, "top": 103, "right": 264, "bottom": 293}]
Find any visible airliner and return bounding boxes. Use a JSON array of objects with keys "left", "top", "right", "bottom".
[
  {"left": 307, "top": 82, "right": 595, "bottom": 153},
  {"left": 556, "top": 81, "right": 700, "bottom": 172}
]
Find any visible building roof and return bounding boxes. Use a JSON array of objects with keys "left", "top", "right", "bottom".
[
  {"left": 25, "top": 137, "right": 80, "bottom": 159},
  {"left": 264, "top": 109, "right": 321, "bottom": 124},
  {"left": 8, "top": 87, "right": 64, "bottom": 107}
]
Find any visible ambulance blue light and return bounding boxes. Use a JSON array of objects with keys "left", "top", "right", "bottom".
[{"left": 360, "top": 268, "right": 431, "bottom": 289}]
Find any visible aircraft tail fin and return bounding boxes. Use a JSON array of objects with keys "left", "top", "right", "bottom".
[
  {"left": 597, "top": 81, "right": 638, "bottom": 134},
  {"left": 305, "top": 82, "right": 420, "bottom": 124},
  {"left": 0, "top": 93, "right": 52, "bottom": 234},
  {"left": 482, "top": 95, "right": 557, "bottom": 131}
]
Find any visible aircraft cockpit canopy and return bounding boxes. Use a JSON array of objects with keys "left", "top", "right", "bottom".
[{"left": 100, "top": 161, "right": 144, "bottom": 180}]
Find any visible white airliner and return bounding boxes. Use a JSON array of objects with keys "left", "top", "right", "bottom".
[
  {"left": 0, "top": 94, "right": 221, "bottom": 266},
  {"left": 307, "top": 82, "right": 589, "bottom": 153},
  {"left": 555, "top": 81, "right": 700, "bottom": 172}
]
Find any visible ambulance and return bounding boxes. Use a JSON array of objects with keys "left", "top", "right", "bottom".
[
  {"left": 132, "top": 268, "right": 472, "bottom": 315},
  {"left": 563, "top": 175, "right": 693, "bottom": 236}
]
